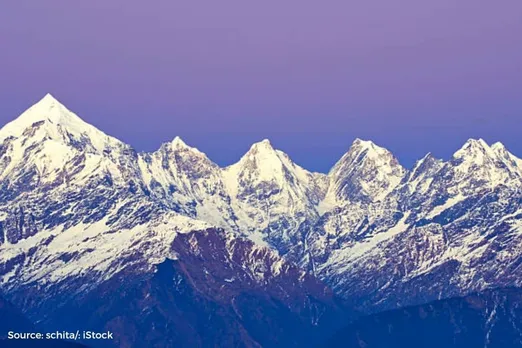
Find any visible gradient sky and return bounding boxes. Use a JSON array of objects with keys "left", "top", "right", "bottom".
[{"left": 1, "top": 0, "right": 521, "bottom": 172}]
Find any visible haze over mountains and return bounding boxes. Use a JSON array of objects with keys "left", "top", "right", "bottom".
[{"left": 0, "top": 94, "right": 522, "bottom": 347}]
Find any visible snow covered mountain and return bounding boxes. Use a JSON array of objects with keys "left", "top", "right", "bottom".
[
  {"left": 324, "top": 138, "right": 406, "bottom": 206},
  {"left": 0, "top": 95, "right": 349, "bottom": 347},
  {"left": 222, "top": 139, "right": 326, "bottom": 252},
  {"left": 0, "top": 95, "right": 522, "bottom": 345},
  {"left": 308, "top": 137, "right": 522, "bottom": 312}
]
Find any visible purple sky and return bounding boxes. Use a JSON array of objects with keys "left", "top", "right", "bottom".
[{"left": 1, "top": 0, "right": 521, "bottom": 171}]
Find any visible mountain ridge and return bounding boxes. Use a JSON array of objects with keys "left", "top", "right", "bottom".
[
  {"left": 1, "top": 94, "right": 522, "bottom": 346},
  {"left": 3, "top": 94, "right": 520, "bottom": 173}
]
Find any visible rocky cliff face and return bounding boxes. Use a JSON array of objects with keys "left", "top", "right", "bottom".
[{"left": 24, "top": 229, "right": 348, "bottom": 348}]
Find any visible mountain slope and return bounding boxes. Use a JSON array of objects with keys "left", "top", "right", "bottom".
[
  {"left": 326, "top": 288, "right": 522, "bottom": 348},
  {"left": 324, "top": 139, "right": 406, "bottom": 206},
  {"left": 223, "top": 139, "right": 326, "bottom": 252},
  {"left": 21, "top": 229, "right": 349, "bottom": 348},
  {"left": 0, "top": 95, "right": 350, "bottom": 348},
  {"left": 2, "top": 95, "right": 522, "bottom": 343},
  {"left": 309, "top": 139, "right": 522, "bottom": 312}
]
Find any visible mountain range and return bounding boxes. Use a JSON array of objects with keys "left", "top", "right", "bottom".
[{"left": 0, "top": 94, "right": 521, "bottom": 347}]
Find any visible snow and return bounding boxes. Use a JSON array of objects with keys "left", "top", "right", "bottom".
[
  {"left": 326, "top": 138, "right": 406, "bottom": 203},
  {"left": 317, "top": 194, "right": 337, "bottom": 215},
  {"left": 170, "top": 136, "right": 205, "bottom": 155},
  {"left": 0, "top": 208, "right": 211, "bottom": 287},
  {"left": 324, "top": 213, "right": 411, "bottom": 272},
  {"left": 426, "top": 194, "right": 466, "bottom": 219},
  {"left": 2, "top": 93, "right": 522, "bottom": 309},
  {"left": 248, "top": 230, "right": 270, "bottom": 249},
  {"left": 226, "top": 139, "right": 285, "bottom": 184},
  {"left": 0, "top": 93, "right": 122, "bottom": 153}
]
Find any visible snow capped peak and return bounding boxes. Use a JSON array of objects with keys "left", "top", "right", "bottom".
[
  {"left": 22, "top": 93, "right": 84, "bottom": 126},
  {"left": 405, "top": 152, "right": 444, "bottom": 192},
  {"left": 0, "top": 94, "right": 124, "bottom": 156},
  {"left": 490, "top": 141, "right": 514, "bottom": 161},
  {"left": 411, "top": 152, "right": 441, "bottom": 173},
  {"left": 230, "top": 139, "right": 283, "bottom": 177},
  {"left": 39, "top": 93, "right": 60, "bottom": 106},
  {"left": 0, "top": 94, "right": 81, "bottom": 140},
  {"left": 465, "top": 138, "right": 489, "bottom": 148},
  {"left": 334, "top": 139, "right": 402, "bottom": 173},
  {"left": 489, "top": 142, "right": 522, "bottom": 175},
  {"left": 491, "top": 142, "right": 506, "bottom": 152},
  {"left": 248, "top": 139, "right": 275, "bottom": 153},
  {"left": 223, "top": 138, "right": 319, "bottom": 206},
  {"left": 452, "top": 138, "right": 499, "bottom": 165},
  {"left": 455, "top": 138, "right": 490, "bottom": 155},
  {"left": 346, "top": 138, "right": 394, "bottom": 160},
  {"left": 327, "top": 140, "right": 406, "bottom": 203},
  {"left": 227, "top": 138, "right": 282, "bottom": 170},
  {"left": 162, "top": 136, "right": 206, "bottom": 158},
  {"left": 171, "top": 136, "right": 189, "bottom": 149},
  {"left": 352, "top": 138, "right": 376, "bottom": 148},
  {"left": 453, "top": 139, "right": 521, "bottom": 167},
  {"left": 444, "top": 138, "right": 522, "bottom": 189}
]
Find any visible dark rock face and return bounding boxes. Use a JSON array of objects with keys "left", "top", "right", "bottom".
[
  {"left": 326, "top": 288, "right": 522, "bottom": 348},
  {"left": 37, "top": 229, "right": 350, "bottom": 348}
]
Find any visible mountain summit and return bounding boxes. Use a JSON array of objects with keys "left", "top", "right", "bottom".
[
  {"left": 326, "top": 138, "right": 406, "bottom": 204},
  {"left": 1, "top": 95, "right": 522, "bottom": 347}
]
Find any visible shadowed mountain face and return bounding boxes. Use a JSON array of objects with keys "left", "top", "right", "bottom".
[
  {"left": 0, "top": 296, "right": 87, "bottom": 348},
  {"left": 326, "top": 288, "right": 522, "bottom": 348},
  {"left": 33, "top": 229, "right": 349, "bottom": 348}
]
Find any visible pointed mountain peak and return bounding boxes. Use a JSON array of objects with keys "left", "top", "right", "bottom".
[
  {"left": 249, "top": 138, "right": 275, "bottom": 152},
  {"left": 227, "top": 138, "right": 297, "bottom": 176},
  {"left": 38, "top": 93, "right": 60, "bottom": 105},
  {"left": 408, "top": 152, "right": 444, "bottom": 182},
  {"left": 349, "top": 138, "right": 389, "bottom": 153},
  {"left": 454, "top": 138, "right": 494, "bottom": 160},
  {"left": 328, "top": 138, "right": 406, "bottom": 202},
  {"left": 417, "top": 152, "right": 444, "bottom": 165},
  {"left": 0, "top": 94, "right": 120, "bottom": 151},
  {"left": 464, "top": 138, "right": 489, "bottom": 148},
  {"left": 0, "top": 94, "right": 87, "bottom": 139},
  {"left": 29, "top": 93, "right": 72, "bottom": 120},
  {"left": 240, "top": 139, "right": 280, "bottom": 160},
  {"left": 490, "top": 142, "right": 522, "bottom": 168},
  {"left": 412, "top": 152, "right": 435, "bottom": 167},
  {"left": 164, "top": 136, "right": 205, "bottom": 156},
  {"left": 491, "top": 141, "right": 506, "bottom": 152},
  {"left": 342, "top": 138, "right": 397, "bottom": 165},
  {"left": 351, "top": 138, "right": 376, "bottom": 148},
  {"left": 171, "top": 136, "right": 189, "bottom": 148}
]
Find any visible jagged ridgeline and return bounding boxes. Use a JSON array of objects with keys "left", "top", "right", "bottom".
[{"left": 0, "top": 94, "right": 522, "bottom": 347}]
